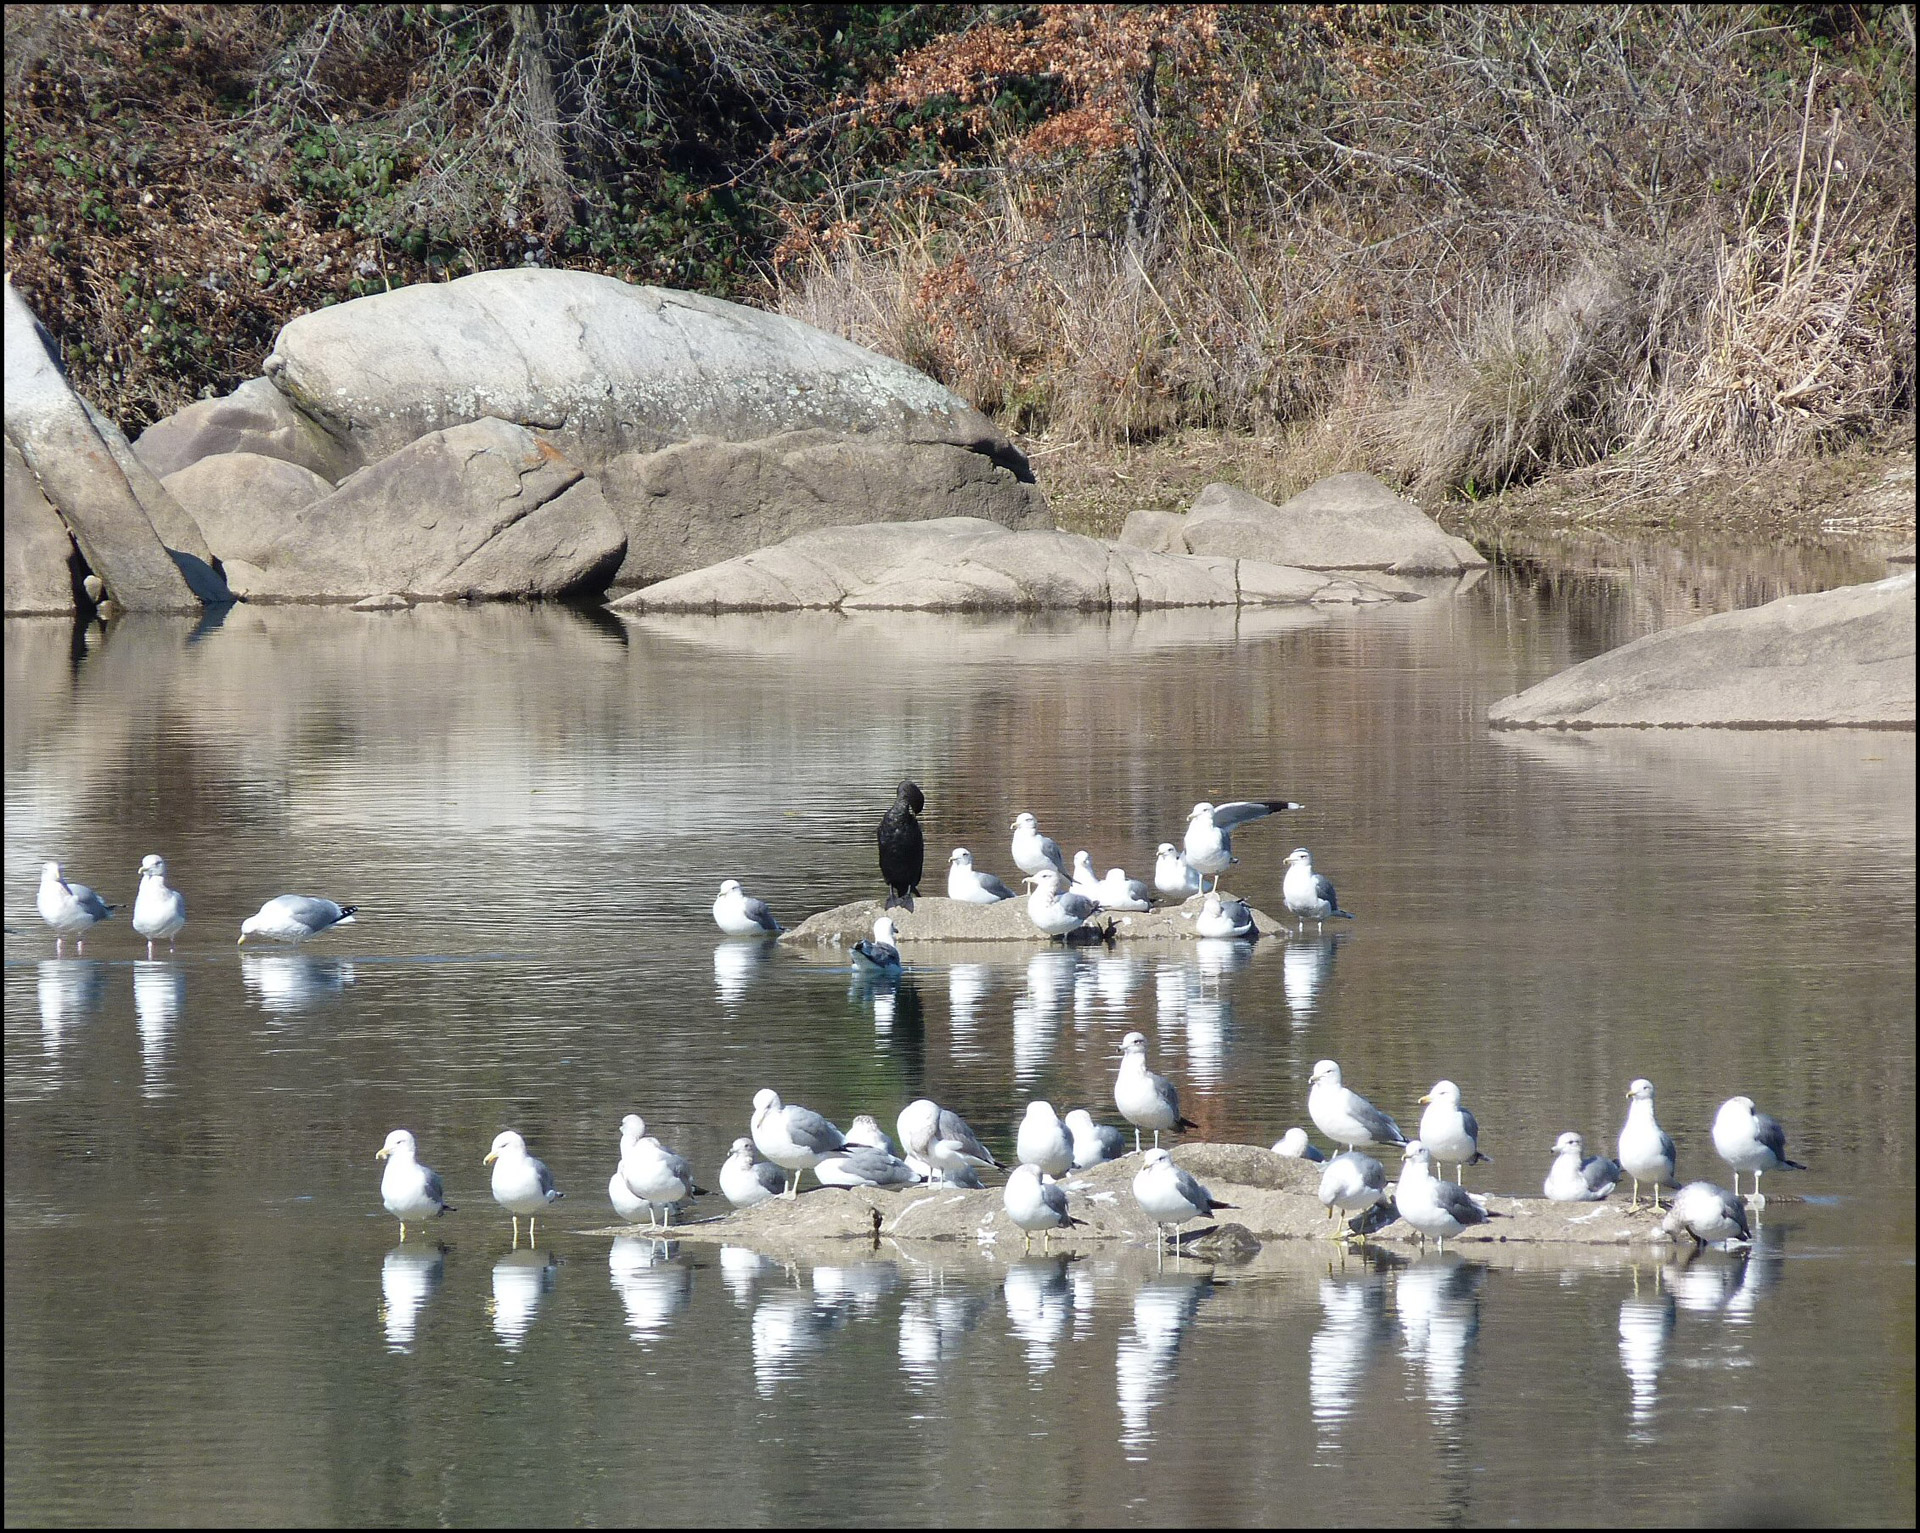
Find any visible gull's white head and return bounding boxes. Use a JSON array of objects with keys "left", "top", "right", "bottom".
[
  {"left": 620, "top": 1113, "right": 647, "bottom": 1144},
  {"left": 1072, "top": 850, "right": 1097, "bottom": 877},
  {"left": 1721, "top": 1094, "right": 1756, "bottom": 1114},
  {"left": 1553, "top": 1131, "right": 1585, "bottom": 1157},
  {"left": 1012, "top": 812, "right": 1037, "bottom": 832},
  {"left": 1626, "top": 1078, "right": 1655, "bottom": 1103},
  {"left": 42, "top": 861, "right": 63, "bottom": 883},
  {"left": 483, "top": 1129, "right": 525, "bottom": 1165},
  {"left": 1142, "top": 1147, "right": 1172, "bottom": 1168},
  {"left": 1116, "top": 1030, "right": 1148, "bottom": 1059},
  {"left": 1188, "top": 802, "right": 1215, "bottom": 821},
  {"left": 1310, "top": 1059, "right": 1341, "bottom": 1086},
  {"left": 1286, "top": 847, "right": 1311, "bottom": 866},
  {"left": 1274, "top": 1127, "right": 1310, "bottom": 1157},
  {"left": 376, "top": 1128, "right": 415, "bottom": 1161},
  {"left": 1064, "top": 1108, "right": 1094, "bottom": 1132},
  {"left": 718, "top": 879, "right": 743, "bottom": 897},
  {"left": 752, "top": 1088, "right": 782, "bottom": 1118},
  {"left": 140, "top": 854, "right": 166, "bottom": 877},
  {"left": 1420, "top": 1080, "right": 1461, "bottom": 1108},
  {"left": 1401, "top": 1139, "right": 1432, "bottom": 1166},
  {"left": 729, "top": 1136, "right": 756, "bottom": 1158},
  {"left": 949, "top": 848, "right": 972, "bottom": 867},
  {"left": 1201, "top": 894, "right": 1223, "bottom": 916},
  {"left": 1030, "top": 868, "right": 1065, "bottom": 896},
  {"left": 872, "top": 916, "right": 898, "bottom": 945},
  {"left": 1023, "top": 1100, "right": 1058, "bottom": 1122}
]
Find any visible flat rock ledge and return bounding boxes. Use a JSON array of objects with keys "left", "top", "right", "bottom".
[
  {"left": 584, "top": 1143, "right": 1671, "bottom": 1252},
  {"left": 781, "top": 894, "right": 1288, "bottom": 946},
  {"left": 1490, "top": 572, "right": 1916, "bottom": 730}
]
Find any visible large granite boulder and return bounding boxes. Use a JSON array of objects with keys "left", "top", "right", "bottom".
[
  {"left": 201, "top": 417, "right": 626, "bottom": 601},
  {"left": 162, "top": 452, "right": 335, "bottom": 540},
  {"left": 4, "top": 279, "right": 226, "bottom": 610},
  {"left": 610, "top": 518, "right": 1420, "bottom": 614},
  {"left": 1122, "top": 473, "right": 1487, "bottom": 575},
  {"left": 4, "top": 438, "right": 78, "bottom": 613},
  {"left": 1489, "top": 573, "right": 1916, "bottom": 729},
  {"left": 133, "top": 377, "right": 357, "bottom": 484}
]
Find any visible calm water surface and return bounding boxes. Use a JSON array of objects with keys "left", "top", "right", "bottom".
[{"left": 5, "top": 549, "right": 1914, "bottom": 1526}]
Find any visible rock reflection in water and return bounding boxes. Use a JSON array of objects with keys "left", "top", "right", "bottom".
[
  {"left": 489, "top": 1248, "right": 558, "bottom": 1351},
  {"left": 37, "top": 958, "right": 106, "bottom": 1067},
  {"left": 609, "top": 1237, "right": 691, "bottom": 1345},
  {"left": 241, "top": 953, "right": 356, "bottom": 1018},
  {"left": 1004, "top": 1257, "right": 1077, "bottom": 1377},
  {"left": 713, "top": 940, "right": 773, "bottom": 1010},
  {"left": 132, "top": 960, "right": 185, "bottom": 1098},
  {"left": 380, "top": 1244, "right": 445, "bottom": 1354},
  {"left": 1396, "top": 1260, "right": 1484, "bottom": 1419},
  {"left": 1310, "top": 1257, "right": 1395, "bottom": 1457},
  {"left": 1115, "top": 1273, "right": 1214, "bottom": 1457}
]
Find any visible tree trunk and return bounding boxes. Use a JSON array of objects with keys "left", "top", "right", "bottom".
[
  {"left": 509, "top": 3, "right": 573, "bottom": 236},
  {"left": 1126, "top": 42, "right": 1163, "bottom": 265}
]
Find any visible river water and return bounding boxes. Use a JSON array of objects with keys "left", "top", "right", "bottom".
[{"left": 5, "top": 542, "right": 1914, "bottom": 1526}]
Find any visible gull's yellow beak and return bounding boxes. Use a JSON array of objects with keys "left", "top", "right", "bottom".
[
  {"left": 483, "top": 1150, "right": 498, "bottom": 1166},
  {"left": 375, "top": 1145, "right": 390, "bottom": 1160},
  {"left": 1418, "top": 1093, "right": 1433, "bottom": 1105},
  {"left": 236, "top": 933, "right": 247, "bottom": 944}
]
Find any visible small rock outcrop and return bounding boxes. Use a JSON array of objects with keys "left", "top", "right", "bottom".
[
  {"left": 781, "top": 894, "right": 1288, "bottom": 945},
  {"left": 1121, "top": 473, "right": 1487, "bottom": 576},
  {"left": 611, "top": 518, "right": 1421, "bottom": 614},
  {"left": 1489, "top": 573, "right": 1916, "bottom": 729},
  {"left": 4, "top": 439, "right": 78, "bottom": 614},
  {"left": 132, "top": 376, "right": 358, "bottom": 484}
]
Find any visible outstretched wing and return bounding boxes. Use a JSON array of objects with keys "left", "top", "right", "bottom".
[{"left": 1211, "top": 799, "right": 1301, "bottom": 828}]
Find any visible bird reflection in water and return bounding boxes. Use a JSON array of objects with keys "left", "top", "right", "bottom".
[
  {"left": 1618, "top": 1266, "right": 1676, "bottom": 1439},
  {"left": 750, "top": 1289, "right": 841, "bottom": 1399},
  {"left": 719, "top": 1245, "right": 781, "bottom": 1306},
  {"left": 1283, "top": 931, "right": 1344, "bottom": 1024},
  {"left": 898, "top": 1277, "right": 989, "bottom": 1386},
  {"left": 1310, "top": 1252, "right": 1395, "bottom": 1459},
  {"left": 133, "top": 960, "right": 185, "bottom": 1099},
  {"left": 947, "top": 963, "right": 989, "bottom": 1055},
  {"left": 609, "top": 1237, "right": 690, "bottom": 1345},
  {"left": 813, "top": 1259, "right": 900, "bottom": 1318},
  {"left": 380, "top": 1243, "right": 445, "bottom": 1354},
  {"left": 1013, "top": 951, "right": 1074, "bottom": 1082},
  {"left": 1395, "top": 1259, "right": 1484, "bottom": 1419},
  {"left": 1115, "top": 1273, "right": 1214, "bottom": 1456},
  {"left": 488, "top": 1247, "right": 558, "bottom": 1351},
  {"left": 1086, "top": 955, "right": 1140, "bottom": 1021},
  {"left": 241, "top": 952, "right": 356, "bottom": 1018},
  {"left": 37, "top": 959, "right": 106, "bottom": 1066},
  {"left": 1004, "top": 1256, "right": 1077, "bottom": 1377},
  {"left": 712, "top": 939, "right": 773, "bottom": 1010}
]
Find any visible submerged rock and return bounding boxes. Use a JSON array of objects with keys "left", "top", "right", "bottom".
[{"left": 781, "top": 893, "right": 1288, "bottom": 945}]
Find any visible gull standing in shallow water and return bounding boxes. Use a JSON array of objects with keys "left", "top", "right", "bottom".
[
  {"left": 720, "top": 1136, "right": 787, "bottom": 1208},
  {"left": 712, "top": 879, "right": 781, "bottom": 936},
  {"left": 947, "top": 849, "right": 1016, "bottom": 904},
  {"left": 751, "top": 1089, "right": 847, "bottom": 1197},
  {"left": 1010, "top": 813, "right": 1068, "bottom": 880},
  {"left": 1662, "top": 1182, "right": 1753, "bottom": 1248},
  {"left": 1417, "top": 1080, "right": 1490, "bottom": 1182},
  {"left": 877, "top": 780, "right": 926, "bottom": 911},
  {"left": 1182, "top": 799, "right": 1303, "bottom": 895},
  {"left": 1308, "top": 1060, "right": 1406, "bottom": 1153},
  {"left": 1711, "top": 1096, "right": 1807, "bottom": 1202},
  {"left": 1281, "top": 847, "right": 1354, "bottom": 932},
  {"left": 1154, "top": 843, "right": 1202, "bottom": 901},
  {"left": 239, "top": 895, "right": 357, "bottom": 945},
  {"left": 377, "top": 1129, "right": 453, "bottom": 1240},
  {"left": 620, "top": 1129, "right": 707, "bottom": 1229},
  {"left": 608, "top": 1114, "right": 654, "bottom": 1224},
  {"left": 1113, "top": 1032, "right": 1196, "bottom": 1152},
  {"left": 1064, "top": 1109, "right": 1126, "bottom": 1168},
  {"left": 1132, "top": 1148, "right": 1234, "bottom": 1250},
  {"left": 1005, "top": 1165, "right": 1081, "bottom": 1252},
  {"left": 37, "top": 862, "right": 116, "bottom": 953},
  {"left": 1543, "top": 1132, "right": 1621, "bottom": 1202},
  {"left": 484, "top": 1130, "right": 564, "bottom": 1246},
  {"left": 1619, "top": 1078, "right": 1679, "bottom": 1210},
  {"left": 1272, "top": 1127, "right": 1326, "bottom": 1162},
  {"left": 1396, "top": 1141, "right": 1493, "bottom": 1249},
  {"left": 132, "top": 855, "right": 187, "bottom": 957},
  {"left": 851, "top": 916, "right": 903, "bottom": 975}
]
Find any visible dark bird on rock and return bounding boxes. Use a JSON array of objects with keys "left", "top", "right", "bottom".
[{"left": 878, "top": 780, "right": 925, "bottom": 911}]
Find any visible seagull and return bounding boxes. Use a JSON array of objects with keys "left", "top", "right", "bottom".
[
  {"left": 751, "top": 1088, "right": 847, "bottom": 1197},
  {"left": 720, "top": 1136, "right": 787, "bottom": 1208},
  {"left": 842, "top": 1115, "right": 898, "bottom": 1157},
  {"left": 238, "top": 895, "right": 357, "bottom": 945},
  {"left": 609, "top": 1114, "right": 655, "bottom": 1224},
  {"left": 376, "top": 1128, "right": 453, "bottom": 1240},
  {"left": 1004, "top": 1165, "right": 1082, "bottom": 1252},
  {"left": 1619, "top": 1078, "right": 1680, "bottom": 1211},
  {"left": 851, "top": 916, "right": 903, "bottom": 974},
  {"left": 1094, "top": 867, "right": 1155, "bottom": 913},
  {"left": 1183, "top": 799, "right": 1303, "bottom": 894},
  {"left": 1026, "top": 868, "right": 1099, "bottom": 940},
  {"left": 713, "top": 878, "right": 781, "bottom": 936},
  {"left": 1272, "top": 1127, "right": 1326, "bottom": 1162},
  {"left": 815, "top": 1143, "right": 921, "bottom": 1187},
  {"left": 1317, "top": 1150, "right": 1389, "bottom": 1231},
  {"left": 36, "top": 862, "right": 116, "bottom": 953},
  {"left": 928, "top": 1147, "right": 987, "bottom": 1188},
  {"left": 620, "top": 1130, "right": 707, "bottom": 1229},
  {"left": 1417, "top": 1080, "right": 1490, "bottom": 1182},
  {"left": 1016, "top": 1101, "right": 1074, "bottom": 1176},
  {"left": 1010, "top": 813, "right": 1068, "bottom": 879},
  {"left": 1069, "top": 851, "right": 1106, "bottom": 902},
  {"left": 877, "top": 780, "right": 926, "bottom": 911},
  {"left": 1064, "top": 1108, "right": 1126, "bottom": 1168},
  {"left": 1544, "top": 1131, "right": 1621, "bottom": 1202},
  {"left": 132, "top": 855, "right": 187, "bottom": 957},
  {"left": 1661, "top": 1182, "right": 1753, "bottom": 1248},
  {"left": 1132, "top": 1147, "right": 1234, "bottom": 1251},
  {"left": 947, "top": 848, "right": 1017, "bottom": 904},
  {"left": 1308, "top": 1060, "right": 1406, "bottom": 1153},
  {"left": 1193, "top": 893, "right": 1255, "bottom": 939},
  {"left": 1113, "top": 1031, "right": 1196, "bottom": 1152},
  {"left": 483, "top": 1130, "right": 564, "bottom": 1246},
  {"left": 1282, "top": 847, "right": 1353, "bottom": 932},
  {"left": 897, "top": 1098, "right": 999, "bottom": 1176},
  {"left": 1711, "top": 1096, "right": 1807, "bottom": 1201},
  {"left": 1396, "top": 1141, "right": 1493, "bottom": 1249},
  {"left": 1153, "top": 843, "right": 1202, "bottom": 900}
]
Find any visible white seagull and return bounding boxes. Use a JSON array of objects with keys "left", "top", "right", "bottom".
[
  {"left": 815, "top": 1143, "right": 920, "bottom": 1187},
  {"left": 713, "top": 878, "right": 781, "bottom": 936},
  {"left": 1153, "top": 843, "right": 1202, "bottom": 900},
  {"left": 1193, "top": 893, "right": 1255, "bottom": 939},
  {"left": 1132, "top": 1147, "right": 1234, "bottom": 1250},
  {"left": 1711, "top": 1096, "right": 1806, "bottom": 1202},
  {"left": 376, "top": 1128, "right": 453, "bottom": 1240},
  {"left": 1282, "top": 847, "right": 1354, "bottom": 931},
  {"left": 1010, "top": 813, "right": 1068, "bottom": 879},
  {"left": 750, "top": 1089, "right": 848, "bottom": 1197},
  {"left": 1064, "top": 1108, "right": 1127, "bottom": 1168},
  {"left": 1618, "top": 1078, "right": 1679, "bottom": 1210},
  {"left": 897, "top": 1099, "right": 999, "bottom": 1176},
  {"left": 720, "top": 1136, "right": 787, "bottom": 1208},
  {"left": 1015, "top": 1100, "right": 1074, "bottom": 1176},
  {"left": 1417, "top": 1080, "right": 1490, "bottom": 1182},
  {"left": 1308, "top": 1060, "right": 1406, "bottom": 1153},
  {"left": 37, "top": 862, "right": 116, "bottom": 953},
  {"left": 850, "top": 916, "right": 903, "bottom": 974},
  {"left": 1317, "top": 1150, "right": 1389, "bottom": 1231},
  {"left": 1025, "top": 868, "right": 1099, "bottom": 940},
  {"left": 842, "top": 1115, "right": 898, "bottom": 1156},
  {"left": 484, "top": 1130, "right": 565, "bottom": 1246},
  {"left": 1004, "top": 1164, "right": 1081, "bottom": 1252},
  {"left": 947, "top": 848, "right": 1017, "bottom": 904},
  {"left": 239, "top": 895, "right": 357, "bottom": 945},
  {"left": 1396, "top": 1141, "right": 1493, "bottom": 1249},
  {"left": 1182, "top": 798, "right": 1303, "bottom": 894},
  {"left": 608, "top": 1114, "right": 655, "bottom": 1224},
  {"left": 1661, "top": 1182, "right": 1753, "bottom": 1248},
  {"left": 1113, "top": 1031, "right": 1196, "bottom": 1152},
  {"left": 620, "top": 1129, "right": 706, "bottom": 1229},
  {"left": 132, "top": 855, "right": 187, "bottom": 957},
  {"left": 1272, "top": 1127, "right": 1326, "bottom": 1162},
  {"left": 1543, "top": 1132, "right": 1621, "bottom": 1202}
]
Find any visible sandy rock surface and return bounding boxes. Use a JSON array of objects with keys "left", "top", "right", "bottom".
[{"left": 780, "top": 893, "right": 1289, "bottom": 946}]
